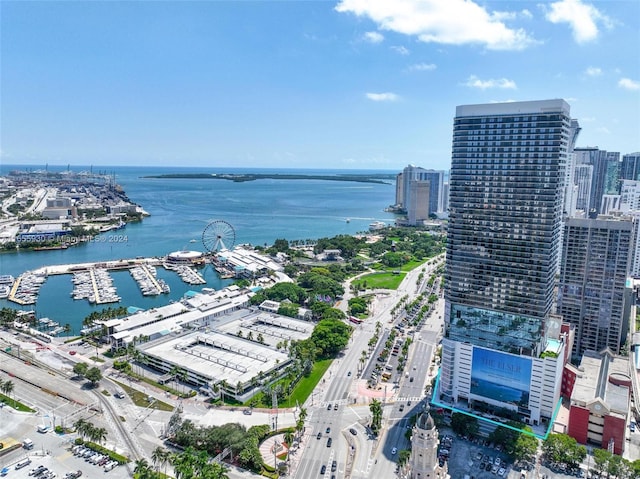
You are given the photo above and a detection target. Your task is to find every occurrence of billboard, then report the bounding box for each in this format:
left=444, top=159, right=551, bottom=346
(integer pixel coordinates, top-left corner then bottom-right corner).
left=470, top=347, right=531, bottom=408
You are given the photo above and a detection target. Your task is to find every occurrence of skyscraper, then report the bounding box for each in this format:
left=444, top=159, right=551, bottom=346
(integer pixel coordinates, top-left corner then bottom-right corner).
left=439, top=99, right=574, bottom=426
left=621, top=152, right=640, bottom=182
left=557, top=216, right=633, bottom=357
left=575, top=147, right=620, bottom=216
left=398, top=165, right=445, bottom=224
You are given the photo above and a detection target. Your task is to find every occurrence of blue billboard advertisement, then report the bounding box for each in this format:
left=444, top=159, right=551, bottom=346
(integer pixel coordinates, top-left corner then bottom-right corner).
left=470, top=347, right=532, bottom=408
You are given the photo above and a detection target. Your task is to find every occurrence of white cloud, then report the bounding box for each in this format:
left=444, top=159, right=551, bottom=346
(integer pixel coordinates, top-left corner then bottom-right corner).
left=391, top=45, right=410, bottom=55
left=463, top=75, right=517, bottom=90
left=365, top=92, right=400, bottom=101
left=580, top=116, right=596, bottom=122
left=335, top=0, right=536, bottom=51
left=521, top=9, right=533, bottom=19
left=585, top=66, right=602, bottom=76
left=492, top=9, right=533, bottom=21
left=596, top=126, right=611, bottom=134
left=544, top=0, right=612, bottom=43
left=407, top=62, right=437, bottom=72
left=363, top=31, right=384, bottom=43
left=618, top=78, right=640, bottom=91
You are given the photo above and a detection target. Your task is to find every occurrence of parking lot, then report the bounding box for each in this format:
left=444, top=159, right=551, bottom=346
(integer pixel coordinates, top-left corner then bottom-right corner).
left=1, top=447, right=128, bottom=479
left=437, top=428, right=596, bottom=479
left=438, top=430, right=520, bottom=479
left=0, top=429, right=131, bottom=479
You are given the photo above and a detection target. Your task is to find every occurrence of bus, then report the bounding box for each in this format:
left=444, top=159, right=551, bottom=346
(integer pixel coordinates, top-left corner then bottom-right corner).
left=349, top=316, right=363, bottom=324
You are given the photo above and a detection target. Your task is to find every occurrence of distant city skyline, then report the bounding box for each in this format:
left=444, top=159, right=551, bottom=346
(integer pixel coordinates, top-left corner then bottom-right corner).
left=2, top=0, right=639, bottom=170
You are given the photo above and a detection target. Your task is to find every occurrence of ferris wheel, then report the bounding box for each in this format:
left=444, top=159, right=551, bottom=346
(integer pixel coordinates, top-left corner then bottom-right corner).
left=202, top=220, right=236, bottom=253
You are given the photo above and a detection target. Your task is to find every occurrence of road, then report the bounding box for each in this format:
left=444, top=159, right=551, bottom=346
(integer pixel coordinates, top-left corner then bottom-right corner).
left=293, top=254, right=445, bottom=479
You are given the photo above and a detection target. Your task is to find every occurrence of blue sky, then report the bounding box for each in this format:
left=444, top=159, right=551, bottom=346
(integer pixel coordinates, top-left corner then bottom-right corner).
left=1, top=0, right=639, bottom=171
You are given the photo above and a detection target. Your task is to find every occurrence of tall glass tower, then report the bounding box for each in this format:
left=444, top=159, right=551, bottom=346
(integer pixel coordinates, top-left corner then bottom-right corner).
left=439, top=99, right=574, bottom=426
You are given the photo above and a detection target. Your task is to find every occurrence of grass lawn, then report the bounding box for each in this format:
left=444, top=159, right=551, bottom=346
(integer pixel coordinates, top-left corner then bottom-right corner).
left=276, top=358, right=332, bottom=408
left=111, top=379, right=174, bottom=411
left=352, top=272, right=405, bottom=290
left=0, top=393, right=36, bottom=412
left=400, top=259, right=428, bottom=271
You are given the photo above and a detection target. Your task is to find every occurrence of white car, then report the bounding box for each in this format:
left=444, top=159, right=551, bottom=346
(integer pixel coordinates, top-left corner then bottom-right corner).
left=391, top=447, right=397, bottom=455
left=498, top=467, right=506, bottom=477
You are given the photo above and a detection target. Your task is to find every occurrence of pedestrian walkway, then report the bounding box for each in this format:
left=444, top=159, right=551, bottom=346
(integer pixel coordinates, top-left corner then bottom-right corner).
left=259, top=433, right=288, bottom=470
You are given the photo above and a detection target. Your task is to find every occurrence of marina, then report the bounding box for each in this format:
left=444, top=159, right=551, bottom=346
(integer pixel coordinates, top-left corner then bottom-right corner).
left=130, top=264, right=170, bottom=295
left=7, top=255, right=206, bottom=307
left=71, top=268, right=121, bottom=304
left=7, top=271, right=47, bottom=305
left=163, top=263, right=207, bottom=285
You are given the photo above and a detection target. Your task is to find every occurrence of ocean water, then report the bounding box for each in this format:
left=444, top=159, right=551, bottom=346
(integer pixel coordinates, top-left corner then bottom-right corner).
left=0, top=165, right=397, bottom=331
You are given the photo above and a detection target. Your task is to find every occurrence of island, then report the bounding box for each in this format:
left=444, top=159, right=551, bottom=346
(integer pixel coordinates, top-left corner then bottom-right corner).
left=141, top=172, right=396, bottom=184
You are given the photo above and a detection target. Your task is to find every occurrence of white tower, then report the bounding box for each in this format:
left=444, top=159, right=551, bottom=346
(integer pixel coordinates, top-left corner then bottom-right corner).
left=410, top=412, right=449, bottom=479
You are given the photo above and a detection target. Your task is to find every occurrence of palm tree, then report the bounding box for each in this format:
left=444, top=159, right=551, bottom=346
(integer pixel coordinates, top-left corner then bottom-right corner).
left=283, top=430, right=294, bottom=459
left=134, top=458, right=151, bottom=477
left=2, top=380, right=14, bottom=404
left=151, top=446, right=165, bottom=472
left=219, top=379, right=228, bottom=404
left=179, top=369, right=188, bottom=396
left=295, top=418, right=304, bottom=440
left=153, top=446, right=172, bottom=476
left=73, top=418, right=90, bottom=439
left=139, top=354, right=148, bottom=378
left=369, top=398, right=383, bottom=435
left=92, top=426, right=107, bottom=445
left=298, top=406, right=308, bottom=423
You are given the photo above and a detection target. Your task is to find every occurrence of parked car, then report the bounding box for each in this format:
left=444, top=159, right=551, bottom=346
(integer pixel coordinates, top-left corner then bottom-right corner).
left=349, top=428, right=357, bottom=436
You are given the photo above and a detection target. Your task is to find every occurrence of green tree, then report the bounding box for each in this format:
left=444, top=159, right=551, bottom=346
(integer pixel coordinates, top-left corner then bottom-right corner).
left=542, top=433, right=586, bottom=468
left=73, top=418, right=91, bottom=440
left=309, top=319, right=352, bottom=357
left=320, top=307, right=346, bottom=321
left=370, top=399, right=383, bottom=435
left=85, top=366, right=103, bottom=387
left=134, top=458, right=153, bottom=479
left=1, top=379, right=14, bottom=403
left=450, top=412, right=479, bottom=438
left=277, top=302, right=299, bottom=318
left=512, top=427, right=539, bottom=463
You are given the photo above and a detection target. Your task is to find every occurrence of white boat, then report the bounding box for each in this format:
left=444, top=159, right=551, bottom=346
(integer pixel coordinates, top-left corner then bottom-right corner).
left=369, top=221, right=387, bottom=231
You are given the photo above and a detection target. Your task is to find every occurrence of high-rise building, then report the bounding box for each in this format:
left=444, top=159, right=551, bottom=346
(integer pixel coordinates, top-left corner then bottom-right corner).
left=398, top=165, right=445, bottom=224
left=408, top=180, right=431, bottom=225
left=575, top=148, right=620, bottom=216
left=621, top=152, right=640, bottom=181
left=439, top=99, right=573, bottom=426
left=573, top=164, right=593, bottom=214
left=557, top=216, right=634, bottom=356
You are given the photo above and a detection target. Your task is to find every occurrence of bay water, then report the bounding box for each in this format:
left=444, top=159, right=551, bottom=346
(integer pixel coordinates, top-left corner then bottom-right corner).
left=0, top=165, right=397, bottom=332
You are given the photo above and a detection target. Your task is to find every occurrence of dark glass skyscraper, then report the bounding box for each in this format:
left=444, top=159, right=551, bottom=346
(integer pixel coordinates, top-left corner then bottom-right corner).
left=439, top=100, right=574, bottom=425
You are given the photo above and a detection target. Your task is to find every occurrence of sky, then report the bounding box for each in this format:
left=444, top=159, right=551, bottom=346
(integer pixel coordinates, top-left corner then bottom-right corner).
left=1, top=0, right=639, bottom=171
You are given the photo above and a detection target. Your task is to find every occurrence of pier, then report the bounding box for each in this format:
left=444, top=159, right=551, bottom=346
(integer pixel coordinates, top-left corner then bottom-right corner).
left=7, top=255, right=204, bottom=306
left=7, top=271, right=46, bottom=305
left=130, top=265, right=170, bottom=296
